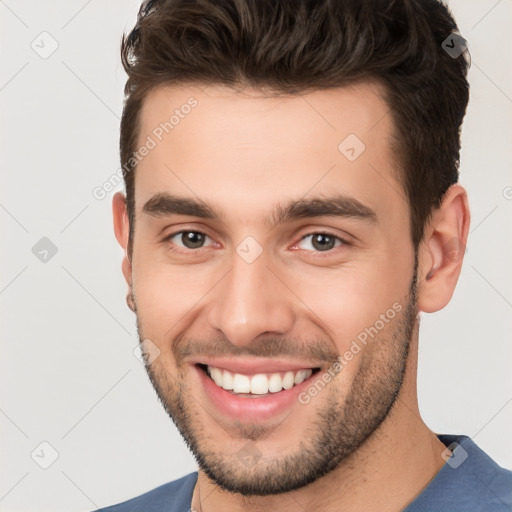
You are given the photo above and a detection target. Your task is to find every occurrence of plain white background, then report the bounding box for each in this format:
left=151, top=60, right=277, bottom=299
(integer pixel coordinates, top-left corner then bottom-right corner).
left=1, top=1, right=511, bottom=510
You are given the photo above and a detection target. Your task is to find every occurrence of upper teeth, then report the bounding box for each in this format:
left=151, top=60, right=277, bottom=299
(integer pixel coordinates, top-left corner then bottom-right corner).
left=207, top=365, right=313, bottom=394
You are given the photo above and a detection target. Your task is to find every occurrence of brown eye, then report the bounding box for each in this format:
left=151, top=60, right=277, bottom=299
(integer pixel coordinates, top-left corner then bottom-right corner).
left=180, top=231, right=206, bottom=249
left=297, top=232, right=347, bottom=252
left=164, top=230, right=213, bottom=250
left=311, top=233, right=337, bottom=251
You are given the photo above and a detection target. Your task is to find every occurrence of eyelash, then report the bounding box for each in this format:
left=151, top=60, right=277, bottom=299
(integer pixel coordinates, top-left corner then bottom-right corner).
left=161, top=229, right=350, bottom=257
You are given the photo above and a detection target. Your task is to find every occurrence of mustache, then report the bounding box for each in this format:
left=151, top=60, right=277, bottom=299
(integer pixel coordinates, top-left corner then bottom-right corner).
left=172, top=332, right=341, bottom=365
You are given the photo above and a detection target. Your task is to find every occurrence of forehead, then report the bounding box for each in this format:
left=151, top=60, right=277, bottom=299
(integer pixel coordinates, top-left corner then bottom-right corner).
left=134, top=81, right=405, bottom=228
left=138, top=81, right=393, bottom=152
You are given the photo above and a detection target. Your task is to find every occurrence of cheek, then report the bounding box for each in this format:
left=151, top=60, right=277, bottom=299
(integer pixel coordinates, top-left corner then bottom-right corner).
left=290, top=264, right=408, bottom=350
left=132, top=257, right=218, bottom=331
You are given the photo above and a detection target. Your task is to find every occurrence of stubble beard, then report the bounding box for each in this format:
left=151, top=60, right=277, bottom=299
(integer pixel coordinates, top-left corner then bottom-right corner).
left=133, top=264, right=418, bottom=496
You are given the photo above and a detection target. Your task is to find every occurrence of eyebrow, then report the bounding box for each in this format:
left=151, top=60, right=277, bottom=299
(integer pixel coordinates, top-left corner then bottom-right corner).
left=142, top=192, right=377, bottom=227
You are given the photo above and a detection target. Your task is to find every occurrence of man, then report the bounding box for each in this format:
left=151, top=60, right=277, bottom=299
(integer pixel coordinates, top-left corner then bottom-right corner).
left=95, top=0, right=512, bottom=510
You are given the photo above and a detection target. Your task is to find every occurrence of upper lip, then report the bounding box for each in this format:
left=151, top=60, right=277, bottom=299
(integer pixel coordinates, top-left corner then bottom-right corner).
left=190, top=357, right=323, bottom=375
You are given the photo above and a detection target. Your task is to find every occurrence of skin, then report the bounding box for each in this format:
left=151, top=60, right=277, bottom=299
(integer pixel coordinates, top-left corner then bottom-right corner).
left=113, top=81, right=470, bottom=511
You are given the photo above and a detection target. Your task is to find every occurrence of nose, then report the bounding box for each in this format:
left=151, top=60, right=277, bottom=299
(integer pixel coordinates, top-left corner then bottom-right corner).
left=206, top=250, right=295, bottom=347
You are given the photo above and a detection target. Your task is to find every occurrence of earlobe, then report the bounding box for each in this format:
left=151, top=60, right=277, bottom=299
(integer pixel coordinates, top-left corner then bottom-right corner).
left=417, top=184, right=470, bottom=313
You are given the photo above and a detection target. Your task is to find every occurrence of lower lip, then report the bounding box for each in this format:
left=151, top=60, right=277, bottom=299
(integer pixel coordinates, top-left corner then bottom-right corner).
left=193, top=364, right=319, bottom=422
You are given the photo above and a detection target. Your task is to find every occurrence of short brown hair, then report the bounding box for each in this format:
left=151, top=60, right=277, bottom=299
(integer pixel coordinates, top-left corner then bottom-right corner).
left=120, top=0, right=470, bottom=258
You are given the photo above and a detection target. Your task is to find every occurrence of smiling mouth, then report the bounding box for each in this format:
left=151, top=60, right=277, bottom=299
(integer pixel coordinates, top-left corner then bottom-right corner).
left=196, top=363, right=322, bottom=397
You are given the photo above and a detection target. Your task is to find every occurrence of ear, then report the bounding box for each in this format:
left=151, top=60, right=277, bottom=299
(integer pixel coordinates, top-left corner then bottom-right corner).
left=112, top=192, right=132, bottom=289
left=417, top=184, right=471, bottom=313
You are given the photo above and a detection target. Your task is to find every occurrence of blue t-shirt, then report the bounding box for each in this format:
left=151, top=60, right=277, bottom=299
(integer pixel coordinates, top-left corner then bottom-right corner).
left=93, top=434, right=512, bottom=511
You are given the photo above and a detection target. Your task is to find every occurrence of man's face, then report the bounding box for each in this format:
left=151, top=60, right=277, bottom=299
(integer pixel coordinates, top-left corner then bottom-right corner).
left=126, top=82, right=418, bottom=495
